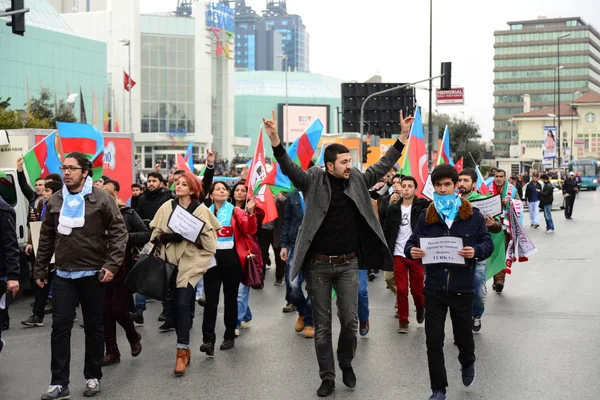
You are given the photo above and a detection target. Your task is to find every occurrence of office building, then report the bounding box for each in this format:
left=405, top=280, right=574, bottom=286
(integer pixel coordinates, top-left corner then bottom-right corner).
left=493, top=16, right=600, bottom=156
left=54, top=0, right=247, bottom=167
left=0, top=0, right=107, bottom=129
left=230, top=0, right=309, bottom=72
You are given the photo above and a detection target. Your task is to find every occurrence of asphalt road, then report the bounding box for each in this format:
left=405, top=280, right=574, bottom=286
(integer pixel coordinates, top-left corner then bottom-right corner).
left=1, top=191, right=599, bottom=400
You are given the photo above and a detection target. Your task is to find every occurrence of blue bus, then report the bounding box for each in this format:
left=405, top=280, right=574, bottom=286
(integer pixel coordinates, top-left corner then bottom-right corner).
left=568, top=159, right=599, bottom=190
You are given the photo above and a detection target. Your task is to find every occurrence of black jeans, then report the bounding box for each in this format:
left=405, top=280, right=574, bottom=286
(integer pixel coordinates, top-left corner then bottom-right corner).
left=564, top=193, right=576, bottom=218
left=201, top=249, right=243, bottom=344
left=0, top=280, right=6, bottom=341
left=424, top=289, right=475, bottom=394
left=304, top=258, right=359, bottom=381
left=33, top=268, right=55, bottom=319
left=51, top=275, right=105, bottom=386
left=258, top=229, right=285, bottom=282
left=170, top=282, right=196, bottom=346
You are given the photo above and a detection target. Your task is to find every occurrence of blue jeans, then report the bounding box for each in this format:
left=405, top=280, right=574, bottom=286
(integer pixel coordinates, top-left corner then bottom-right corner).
left=287, top=248, right=313, bottom=327
left=472, top=261, right=487, bottom=318
left=358, top=269, right=369, bottom=323
left=237, top=284, right=252, bottom=327
left=196, top=279, right=204, bottom=299
left=543, top=203, right=554, bottom=231
left=135, top=293, right=147, bottom=311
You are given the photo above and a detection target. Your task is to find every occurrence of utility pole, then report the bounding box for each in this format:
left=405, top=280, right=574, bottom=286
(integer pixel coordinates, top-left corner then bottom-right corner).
left=428, top=0, right=433, bottom=170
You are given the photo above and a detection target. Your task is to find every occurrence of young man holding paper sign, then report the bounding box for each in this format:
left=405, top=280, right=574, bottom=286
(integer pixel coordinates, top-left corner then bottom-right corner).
left=405, top=164, right=493, bottom=400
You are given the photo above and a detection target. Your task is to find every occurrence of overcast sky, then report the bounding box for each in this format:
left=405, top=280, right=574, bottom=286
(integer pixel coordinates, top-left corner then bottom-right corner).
left=140, top=0, right=600, bottom=141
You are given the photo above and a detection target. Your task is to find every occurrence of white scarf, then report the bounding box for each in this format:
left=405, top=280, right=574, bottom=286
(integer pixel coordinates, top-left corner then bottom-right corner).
left=58, top=176, right=93, bottom=235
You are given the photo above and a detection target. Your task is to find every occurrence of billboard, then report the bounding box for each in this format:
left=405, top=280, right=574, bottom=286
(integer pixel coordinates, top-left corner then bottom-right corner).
left=436, top=88, right=465, bottom=105
left=543, top=126, right=557, bottom=159
left=278, top=104, right=329, bottom=144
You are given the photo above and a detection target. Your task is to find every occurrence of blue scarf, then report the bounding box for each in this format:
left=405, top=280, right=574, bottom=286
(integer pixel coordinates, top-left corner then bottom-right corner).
left=210, top=201, right=235, bottom=249
left=433, top=193, right=462, bottom=229
left=58, top=176, right=93, bottom=235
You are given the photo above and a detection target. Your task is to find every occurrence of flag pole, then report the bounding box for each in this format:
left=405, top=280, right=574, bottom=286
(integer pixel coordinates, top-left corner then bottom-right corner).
left=468, top=151, right=477, bottom=167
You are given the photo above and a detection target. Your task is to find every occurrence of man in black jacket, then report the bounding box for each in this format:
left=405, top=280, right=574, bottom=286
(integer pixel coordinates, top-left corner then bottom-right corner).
left=405, top=164, right=493, bottom=400
left=524, top=173, right=542, bottom=228
left=539, top=174, right=555, bottom=233
left=0, top=196, right=20, bottom=354
left=562, top=171, right=579, bottom=219
left=280, top=189, right=314, bottom=338
left=383, top=175, right=429, bottom=334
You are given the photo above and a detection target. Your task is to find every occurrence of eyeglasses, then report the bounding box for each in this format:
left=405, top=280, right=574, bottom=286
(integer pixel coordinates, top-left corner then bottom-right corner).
left=59, top=166, right=83, bottom=172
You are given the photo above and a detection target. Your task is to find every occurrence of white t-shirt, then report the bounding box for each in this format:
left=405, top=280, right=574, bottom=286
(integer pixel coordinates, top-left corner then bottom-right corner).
left=393, top=204, right=412, bottom=257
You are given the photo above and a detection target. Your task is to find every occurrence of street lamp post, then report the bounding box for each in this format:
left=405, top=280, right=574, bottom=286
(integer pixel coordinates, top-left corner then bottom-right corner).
left=428, top=0, right=434, bottom=170
left=278, top=54, right=289, bottom=149
left=507, top=118, right=515, bottom=146
left=556, top=32, right=570, bottom=175
left=570, top=91, right=581, bottom=162
left=120, top=39, right=132, bottom=134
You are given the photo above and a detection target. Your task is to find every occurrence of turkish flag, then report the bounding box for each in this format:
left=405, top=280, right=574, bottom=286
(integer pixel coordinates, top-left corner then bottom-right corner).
left=124, top=71, right=136, bottom=92
left=454, top=157, right=464, bottom=173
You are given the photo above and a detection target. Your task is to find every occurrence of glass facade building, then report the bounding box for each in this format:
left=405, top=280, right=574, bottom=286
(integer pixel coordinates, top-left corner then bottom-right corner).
left=493, top=17, right=600, bottom=156
left=0, top=0, right=107, bottom=130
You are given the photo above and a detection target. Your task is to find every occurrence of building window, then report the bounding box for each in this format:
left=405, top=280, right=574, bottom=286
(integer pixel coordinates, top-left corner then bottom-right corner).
left=510, top=24, right=523, bottom=30
left=535, top=24, right=544, bottom=29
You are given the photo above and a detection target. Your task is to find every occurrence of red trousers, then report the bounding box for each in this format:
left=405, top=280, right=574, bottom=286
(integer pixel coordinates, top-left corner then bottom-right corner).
left=393, top=256, right=425, bottom=324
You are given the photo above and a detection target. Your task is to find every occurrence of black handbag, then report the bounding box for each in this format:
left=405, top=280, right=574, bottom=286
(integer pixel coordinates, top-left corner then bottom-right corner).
left=125, top=245, right=176, bottom=301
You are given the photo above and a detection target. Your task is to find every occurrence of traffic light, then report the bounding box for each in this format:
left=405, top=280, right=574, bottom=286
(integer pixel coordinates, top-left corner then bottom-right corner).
left=6, top=0, right=26, bottom=36
left=362, top=141, right=371, bottom=164
left=441, top=62, right=452, bottom=90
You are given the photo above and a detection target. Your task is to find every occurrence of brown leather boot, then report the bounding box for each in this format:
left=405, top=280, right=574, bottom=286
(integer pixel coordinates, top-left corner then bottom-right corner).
left=174, top=348, right=191, bottom=377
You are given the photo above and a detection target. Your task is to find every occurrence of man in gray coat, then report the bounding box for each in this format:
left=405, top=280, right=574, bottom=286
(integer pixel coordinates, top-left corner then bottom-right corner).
left=263, top=110, right=413, bottom=397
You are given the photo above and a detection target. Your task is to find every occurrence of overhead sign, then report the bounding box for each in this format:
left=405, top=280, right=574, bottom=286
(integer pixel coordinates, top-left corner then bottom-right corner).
left=436, top=88, right=464, bottom=105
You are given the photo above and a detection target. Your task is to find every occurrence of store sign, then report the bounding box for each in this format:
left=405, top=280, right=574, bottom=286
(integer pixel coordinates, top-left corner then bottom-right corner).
left=205, top=2, right=234, bottom=32
left=574, top=139, right=586, bottom=146
left=168, top=128, right=186, bottom=137
left=436, top=88, right=465, bottom=105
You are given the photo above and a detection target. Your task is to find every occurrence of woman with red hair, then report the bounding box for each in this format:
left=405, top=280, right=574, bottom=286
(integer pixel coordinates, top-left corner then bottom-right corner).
left=149, top=172, right=222, bottom=377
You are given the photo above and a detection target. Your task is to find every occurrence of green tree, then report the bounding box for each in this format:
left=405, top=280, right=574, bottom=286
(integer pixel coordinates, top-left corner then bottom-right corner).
left=28, top=87, right=54, bottom=121
left=54, top=100, right=77, bottom=124
left=0, top=97, right=11, bottom=109
left=0, top=109, right=22, bottom=129
left=429, top=113, right=485, bottom=168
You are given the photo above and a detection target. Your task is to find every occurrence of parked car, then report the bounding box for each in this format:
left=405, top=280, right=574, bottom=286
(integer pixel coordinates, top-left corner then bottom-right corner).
left=522, top=180, right=564, bottom=211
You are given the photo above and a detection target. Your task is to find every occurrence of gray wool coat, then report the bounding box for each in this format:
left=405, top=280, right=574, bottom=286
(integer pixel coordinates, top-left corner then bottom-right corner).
left=275, top=142, right=405, bottom=281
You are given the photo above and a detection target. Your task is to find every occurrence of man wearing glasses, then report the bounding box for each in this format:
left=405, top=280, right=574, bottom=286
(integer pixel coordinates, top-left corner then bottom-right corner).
left=35, top=152, right=127, bottom=399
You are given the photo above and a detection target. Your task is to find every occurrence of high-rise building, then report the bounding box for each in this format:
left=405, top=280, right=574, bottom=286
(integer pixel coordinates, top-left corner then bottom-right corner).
left=228, top=0, right=309, bottom=72
left=493, top=17, right=600, bottom=156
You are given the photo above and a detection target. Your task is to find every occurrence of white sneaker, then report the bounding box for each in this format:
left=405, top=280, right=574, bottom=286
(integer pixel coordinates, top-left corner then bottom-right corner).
left=234, top=328, right=240, bottom=337
left=84, top=378, right=100, bottom=397
left=546, top=229, right=555, bottom=234
left=240, top=321, right=250, bottom=329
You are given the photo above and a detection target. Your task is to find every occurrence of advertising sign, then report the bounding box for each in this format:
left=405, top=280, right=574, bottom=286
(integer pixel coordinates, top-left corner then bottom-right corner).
left=574, top=139, right=585, bottom=146
left=436, top=88, right=465, bottom=105
left=279, top=104, right=329, bottom=144
left=205, top=2, right=234, bottom=32
left=562, top=147, right=570, bottom=166
left=543, top=126, right=557, bottom=159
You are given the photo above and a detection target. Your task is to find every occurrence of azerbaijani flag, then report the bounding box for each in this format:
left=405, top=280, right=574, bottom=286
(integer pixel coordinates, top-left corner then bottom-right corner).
left=262, top=118, right=324, bottom=194
left=57, top=122, right=105, bottom=181
left=176, top=153, right=192, bottom=173
left=183, top=141, right=194, bottom=172
left=23, top=131, right=62, bottom=184
left=316, top=141, right=326, bottom=167
left=475, top=166, right=490, bottom=195
left=437, top=125, right=454, bottom=166
left=400, top=106, right=428, bottom=197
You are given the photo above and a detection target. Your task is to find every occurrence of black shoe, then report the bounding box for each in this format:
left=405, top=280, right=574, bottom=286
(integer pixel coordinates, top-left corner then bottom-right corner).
left=317, top=380, right=335, bottom=397
left=368, top=272, right=376, bottom=281
left=196, top=297, right=206, bottom=307
left=341, top=366, right=356, bottom=388
left=219, top=339, right=235, bottom=351
left=416, top=308, right=425, bottom=324
left=129, top=309, right=144, bottom=325
left=158, top=312, right=166, bottom=322
left=282, top=303, right=296, bottom=313
left=472, top=317, right=482, bottom=333
left=461, top=362, right=476, bottom=387
left=159, top=321, right=175, bottom=332
left=199, top=342, right=215, bottom=357
left=1, top=320, right=9, bottom=331
left=493, top=281, right=504, bottom=293
left=21, top=315, right=44, bottom=327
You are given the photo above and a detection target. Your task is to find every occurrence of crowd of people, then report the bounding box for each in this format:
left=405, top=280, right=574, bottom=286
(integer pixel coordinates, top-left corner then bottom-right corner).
left=0, top=110, right=582, bottom=400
